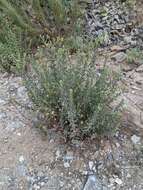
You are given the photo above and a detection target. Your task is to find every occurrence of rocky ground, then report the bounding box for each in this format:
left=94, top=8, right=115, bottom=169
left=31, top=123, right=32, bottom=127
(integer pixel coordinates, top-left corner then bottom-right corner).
left=86, top=0, right=143, bottom=48
left=0, top=0, right=143, bottom=190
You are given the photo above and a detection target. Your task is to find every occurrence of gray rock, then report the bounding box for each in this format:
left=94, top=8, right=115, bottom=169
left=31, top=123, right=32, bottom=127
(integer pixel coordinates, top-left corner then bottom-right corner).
left=0, top=98, right=7, bottom=105
left=112, top=52, right=127, bottom=63
left=17, top=86, right=30, bottom=104
left=83, top=175, right=103, bottom=190
left=6, top=121, right=25, bottom=132
left=55, top=149, right=61, bottom=160
left=86, top=0, right=141, bottom=47
left=131, top=135, right=141, bottom=144
left=44, top=177, right=60, bottom=190
left=64, top=151, right=74, bottom=162
left=17, top=86, right=27, bottom=98
left=0, top=112, right=7, bottom=119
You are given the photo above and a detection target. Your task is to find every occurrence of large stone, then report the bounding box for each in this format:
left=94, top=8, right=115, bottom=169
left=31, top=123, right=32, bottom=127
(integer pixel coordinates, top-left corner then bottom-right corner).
left=131, top=135, right=141, bottom=144
left=112, top=52, right=127, bottom=63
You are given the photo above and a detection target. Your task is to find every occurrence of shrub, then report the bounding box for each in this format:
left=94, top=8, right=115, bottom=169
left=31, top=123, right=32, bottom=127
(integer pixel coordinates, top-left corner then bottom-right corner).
left=0, top=0, right=82, bottom=45
left=25, top=41, right=121, bottom=140
left=123, top=0, right=136, bottom=8
left=0, top=15, right=25, bottom=73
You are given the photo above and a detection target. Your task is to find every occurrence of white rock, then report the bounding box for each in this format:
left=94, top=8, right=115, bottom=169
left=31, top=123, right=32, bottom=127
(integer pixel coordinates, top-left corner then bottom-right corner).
left=17, top=86, right=27, bottom=98
left=116, top=142, right=120, bottom=148
left=49, top=139, right=54, bottom=143
left=131, top=135, right=140, bottom=144
left=64, top=162, right=70, bottom=168
left=0, top=98, right=6, bottom=105
left=115, top=178, right=123, bottom=185
left=89, top=161, right=94, bottom=170
left=33, top=184, right=40, bottom=190
left=127, top=173, right=131, bottom=178
left=60, top=181, right=64, bottom=187
left=19, top=155, right=25, bottom=163
left=93, top=166, right=97, bottom=172
left=55, top=150, right=60, bottom=160
left=40, top=182, right=45, bottom=187
left=82, top=171, right=88, bottom=175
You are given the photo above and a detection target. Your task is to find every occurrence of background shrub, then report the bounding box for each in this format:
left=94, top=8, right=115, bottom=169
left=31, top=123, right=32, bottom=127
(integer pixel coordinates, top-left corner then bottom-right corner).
left=26, top=41, right=121, bottom=140
left=0, top=15, right=25, bottom=73
left=0, top=0, right=82, bottom=46
left=0, top=0, right=85, bottom=72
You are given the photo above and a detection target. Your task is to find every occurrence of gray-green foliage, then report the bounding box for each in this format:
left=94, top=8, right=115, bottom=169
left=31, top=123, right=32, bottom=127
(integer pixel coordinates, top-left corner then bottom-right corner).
left=0, top=0, right=82, bottom=42
left=124, top=0, right=136, bottom=8
left=0, top=16, right=24, bottom=72
left=0, top=0, right=83, bottom=72
left=127, top=48, right=143, bottom=64
left=26, top=41, right=121, bottom=140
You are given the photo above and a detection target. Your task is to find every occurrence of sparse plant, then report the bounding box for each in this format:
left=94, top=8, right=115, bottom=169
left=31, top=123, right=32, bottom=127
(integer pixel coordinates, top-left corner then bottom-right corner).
left=25, top=41, right=121, bottom=140
left=124, top=0, right=136, bottom=8
left=127, top=48, right=143, bottom=64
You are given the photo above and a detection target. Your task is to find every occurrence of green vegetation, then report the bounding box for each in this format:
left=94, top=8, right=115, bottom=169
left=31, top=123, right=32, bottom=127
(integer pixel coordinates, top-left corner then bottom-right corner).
left=0, top=15, right=25, bottom=72
left=0, top=0, right=122, bottom=140
left=124, top=0, right=136, bottom=8
left=127, top=48, right=143, bottom=64
left=26, top=41, right=121, bottom=140
left=0, top=0, right=82, bottom=44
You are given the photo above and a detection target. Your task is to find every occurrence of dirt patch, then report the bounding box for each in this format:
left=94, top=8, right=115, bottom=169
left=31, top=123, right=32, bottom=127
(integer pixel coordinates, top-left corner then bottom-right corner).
left=0, top=71, right=143, bottom=189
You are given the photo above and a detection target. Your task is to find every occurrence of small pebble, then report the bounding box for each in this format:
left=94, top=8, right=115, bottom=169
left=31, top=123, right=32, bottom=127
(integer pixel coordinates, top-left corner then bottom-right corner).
left=33, top=184, right=40, bottom=190
left=64, top=162, right=70, bottom=168
left=40, top=182, right=45, bottom=187
left=89, top=161, right=94, bottom=170
left=55, top=150, right=60, bottom=160
left=115, top=178, right=123, bottom=185
left=19, top=155, right=25, bottom=163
